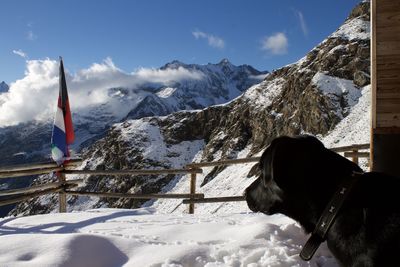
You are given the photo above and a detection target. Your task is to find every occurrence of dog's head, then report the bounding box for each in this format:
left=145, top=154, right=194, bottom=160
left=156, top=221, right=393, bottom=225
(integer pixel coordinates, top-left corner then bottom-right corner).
left=245, top=135, right=361, bottom=231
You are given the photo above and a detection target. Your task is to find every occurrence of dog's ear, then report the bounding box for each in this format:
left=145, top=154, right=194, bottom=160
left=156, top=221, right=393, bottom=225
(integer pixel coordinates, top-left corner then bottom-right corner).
left=258, top=142, right=276, bottom=187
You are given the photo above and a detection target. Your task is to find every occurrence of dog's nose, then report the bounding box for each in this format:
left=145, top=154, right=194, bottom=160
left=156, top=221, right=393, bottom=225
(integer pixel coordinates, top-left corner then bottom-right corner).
left=244, top=188, right=259, bottom=212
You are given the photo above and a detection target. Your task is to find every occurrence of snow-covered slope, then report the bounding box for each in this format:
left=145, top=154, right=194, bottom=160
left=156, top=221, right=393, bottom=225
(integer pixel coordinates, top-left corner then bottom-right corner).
left=0, top=207, right=337, bottom=267
left=153, top=84, right=370, bottom=215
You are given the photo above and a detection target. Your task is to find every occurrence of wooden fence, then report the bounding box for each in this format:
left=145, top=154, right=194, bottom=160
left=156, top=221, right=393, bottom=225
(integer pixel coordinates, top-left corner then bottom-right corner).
left=0, top=143, right=370, bottom=215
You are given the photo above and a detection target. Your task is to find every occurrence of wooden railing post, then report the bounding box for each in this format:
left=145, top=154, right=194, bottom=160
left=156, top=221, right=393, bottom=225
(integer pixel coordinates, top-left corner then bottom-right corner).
left=58, top=172, right=67, bottom=213
left=352, top=148, right=359, bottom=165
left=189, top=170, right=197, bottom=214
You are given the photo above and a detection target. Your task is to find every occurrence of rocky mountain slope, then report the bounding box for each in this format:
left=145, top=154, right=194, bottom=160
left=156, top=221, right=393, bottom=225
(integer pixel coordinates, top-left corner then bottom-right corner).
left=11, top=1, right=370, bottom=215
left=0, top=60, right=266, bottom=167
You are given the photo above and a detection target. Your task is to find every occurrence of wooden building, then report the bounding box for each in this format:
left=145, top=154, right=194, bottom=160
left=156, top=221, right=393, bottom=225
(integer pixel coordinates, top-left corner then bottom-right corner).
left=371, top=0, right=400, bottom=176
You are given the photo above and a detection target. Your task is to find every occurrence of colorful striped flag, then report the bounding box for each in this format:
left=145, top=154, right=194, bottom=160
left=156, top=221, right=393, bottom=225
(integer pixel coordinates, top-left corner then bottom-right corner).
left=51, top=57, right=75, bottom=165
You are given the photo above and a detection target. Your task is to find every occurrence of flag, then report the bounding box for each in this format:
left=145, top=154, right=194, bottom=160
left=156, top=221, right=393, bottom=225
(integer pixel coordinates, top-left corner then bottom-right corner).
left=51, top=57, right=75, bottom=165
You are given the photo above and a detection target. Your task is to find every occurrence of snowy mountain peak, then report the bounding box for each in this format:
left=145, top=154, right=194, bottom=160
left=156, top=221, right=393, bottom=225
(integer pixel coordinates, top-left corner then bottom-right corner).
left=0, top=81, right=9, bottom=93
left=217, top=58, right=232, bottom=66
left=160, top=60, right=187, bottom=70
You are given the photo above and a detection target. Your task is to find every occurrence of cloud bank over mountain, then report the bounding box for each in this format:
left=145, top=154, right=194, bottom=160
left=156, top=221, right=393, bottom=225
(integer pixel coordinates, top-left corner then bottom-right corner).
left=0, top=58, right=204, bottom=126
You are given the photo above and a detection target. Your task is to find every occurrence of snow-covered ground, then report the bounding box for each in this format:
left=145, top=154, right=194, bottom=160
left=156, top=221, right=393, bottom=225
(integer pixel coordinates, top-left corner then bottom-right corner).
left=0, top=208, right=337, bottom=267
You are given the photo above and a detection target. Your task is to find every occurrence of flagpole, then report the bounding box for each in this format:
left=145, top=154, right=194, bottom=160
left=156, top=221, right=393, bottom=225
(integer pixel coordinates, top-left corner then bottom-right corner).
left=50, top=56, right=75, bottom=212
left=51, top=56, right=75, bottom=166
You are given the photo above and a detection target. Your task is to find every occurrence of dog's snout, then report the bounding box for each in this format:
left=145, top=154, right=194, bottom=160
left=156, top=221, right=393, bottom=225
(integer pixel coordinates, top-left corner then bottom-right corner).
left=244, top=180, right=261, bottom=212
left=245, top=195, right=259, bottom=212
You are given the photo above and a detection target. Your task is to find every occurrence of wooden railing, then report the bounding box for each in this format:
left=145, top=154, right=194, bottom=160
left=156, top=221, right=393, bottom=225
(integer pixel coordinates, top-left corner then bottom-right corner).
left=0, top=143, right=370, bottom=215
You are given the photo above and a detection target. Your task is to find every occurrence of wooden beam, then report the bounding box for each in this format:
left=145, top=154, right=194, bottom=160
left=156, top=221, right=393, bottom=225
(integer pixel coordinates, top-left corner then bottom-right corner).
left=0, top=179, right=83, bottom=196
left=0, top=167, right=64, bottom=179
left=187, top=157, right=260, bottom=168
left=188, top=172, right=197, bottom=214
left=65, top=191, right=205, bottom=199
left=0, top=187, right=63, bottom=207
left=63, top=168, right=202, bottom=176
left=0, top=158, right=82, bottom=172
left=183, top=196, right=245, bottom=204
left=373, top=127, right=400, bottom=134
left=343, top=152, right=370, bottom=158
left=58, top=172, right=67, bottom=213
left=371, top=0, right=377, bottom=132
left=330, top=144, right=370, bottom=153
left=186, top=144, right=370, bottom=169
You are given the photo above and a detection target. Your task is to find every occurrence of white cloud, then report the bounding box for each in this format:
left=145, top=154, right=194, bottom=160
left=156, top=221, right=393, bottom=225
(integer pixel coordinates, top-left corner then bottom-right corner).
left=0, top=57, right=204, bottom=126
left=192, top=30, right=225, bottom=49
left=27, top=30, right=37, bottom=41
left=295, top=10, right=308, bottom=36
left=13, top=49, right=28, bottom=58
left=261, top=32, right=288, bottom=55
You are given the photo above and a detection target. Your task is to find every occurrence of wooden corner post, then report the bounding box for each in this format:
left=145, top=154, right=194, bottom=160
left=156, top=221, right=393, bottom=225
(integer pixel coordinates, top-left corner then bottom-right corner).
left=352, top=148, right=359, bottom=165
left=189, top=170, right=197, bottom=214
left=58, top=171, right=67, bottom=213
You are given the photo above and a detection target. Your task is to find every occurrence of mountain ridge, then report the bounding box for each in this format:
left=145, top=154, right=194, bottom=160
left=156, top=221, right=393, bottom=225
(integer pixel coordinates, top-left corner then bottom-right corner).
left=0, top=60, right=266, bottom=165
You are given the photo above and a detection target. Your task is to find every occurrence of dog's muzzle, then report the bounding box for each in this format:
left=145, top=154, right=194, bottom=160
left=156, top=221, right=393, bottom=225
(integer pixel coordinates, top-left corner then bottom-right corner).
left=244, top=178, right=262, bottom=212
left=244, top=176, right=284, bottom=215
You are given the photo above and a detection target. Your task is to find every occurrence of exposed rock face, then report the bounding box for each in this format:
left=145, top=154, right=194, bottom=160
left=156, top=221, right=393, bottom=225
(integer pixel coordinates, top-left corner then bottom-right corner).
left=11, top=2, right=370, bottom=215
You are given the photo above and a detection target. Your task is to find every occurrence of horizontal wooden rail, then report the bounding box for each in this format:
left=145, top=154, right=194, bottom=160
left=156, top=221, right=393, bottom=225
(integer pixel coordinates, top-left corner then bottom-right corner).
left=187, top=143, right=371, bottom=169
left=0, top=167, right=64, bottom=179
left=0, top=179, right=83, bottom=197
left=343, top=151, right=370, bottom=158
left=63, top=168, right=202, bottom=176
left=0, top=187, right=63, bottom=207
left=182, top=196, right=245, bottom=204
left=0, top=158, right=82, bottom=172
left=0, top=182, right=79, bottom=207
left=330, top=144, right=370, bottom=153
left=187, top=157, right=260, bottom=168
left=65, top=191, right=205, bottom=199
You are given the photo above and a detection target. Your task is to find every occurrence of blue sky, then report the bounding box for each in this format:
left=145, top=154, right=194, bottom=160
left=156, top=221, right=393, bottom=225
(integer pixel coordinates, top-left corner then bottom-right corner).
left=1, top=0, right=361, bottom=83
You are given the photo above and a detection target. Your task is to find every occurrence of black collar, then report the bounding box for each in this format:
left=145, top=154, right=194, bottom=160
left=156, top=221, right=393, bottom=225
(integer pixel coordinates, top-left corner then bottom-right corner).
left=300, top=171, right=363, bottom=261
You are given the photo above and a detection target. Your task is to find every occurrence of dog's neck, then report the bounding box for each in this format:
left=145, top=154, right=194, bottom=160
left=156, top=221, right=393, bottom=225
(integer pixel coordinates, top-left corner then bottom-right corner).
left=288, top=172, right=360, bottom=233
left=303, top=173, right=362, bottom=261
left=276, top=198, right=322, bottom=234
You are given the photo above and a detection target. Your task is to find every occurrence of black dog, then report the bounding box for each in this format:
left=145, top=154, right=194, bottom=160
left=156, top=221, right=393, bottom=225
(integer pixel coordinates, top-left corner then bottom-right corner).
left=245, top=135, right=400, bottom=267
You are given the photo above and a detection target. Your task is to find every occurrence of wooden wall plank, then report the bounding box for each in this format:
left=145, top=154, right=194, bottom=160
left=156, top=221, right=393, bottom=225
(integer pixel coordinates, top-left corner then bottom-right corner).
left=376, top=27, right=400, bottom=40
left=376, top=12, right=400, bottom=28
left=376, top=2, right=400, bottom=13
left=377, top=100, right=400, bottom=113
left=377, top=113, right=400, bottom=128
left=376, top=42, right=400, bottom=55
left=375, top=0, right=400, bottom=131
